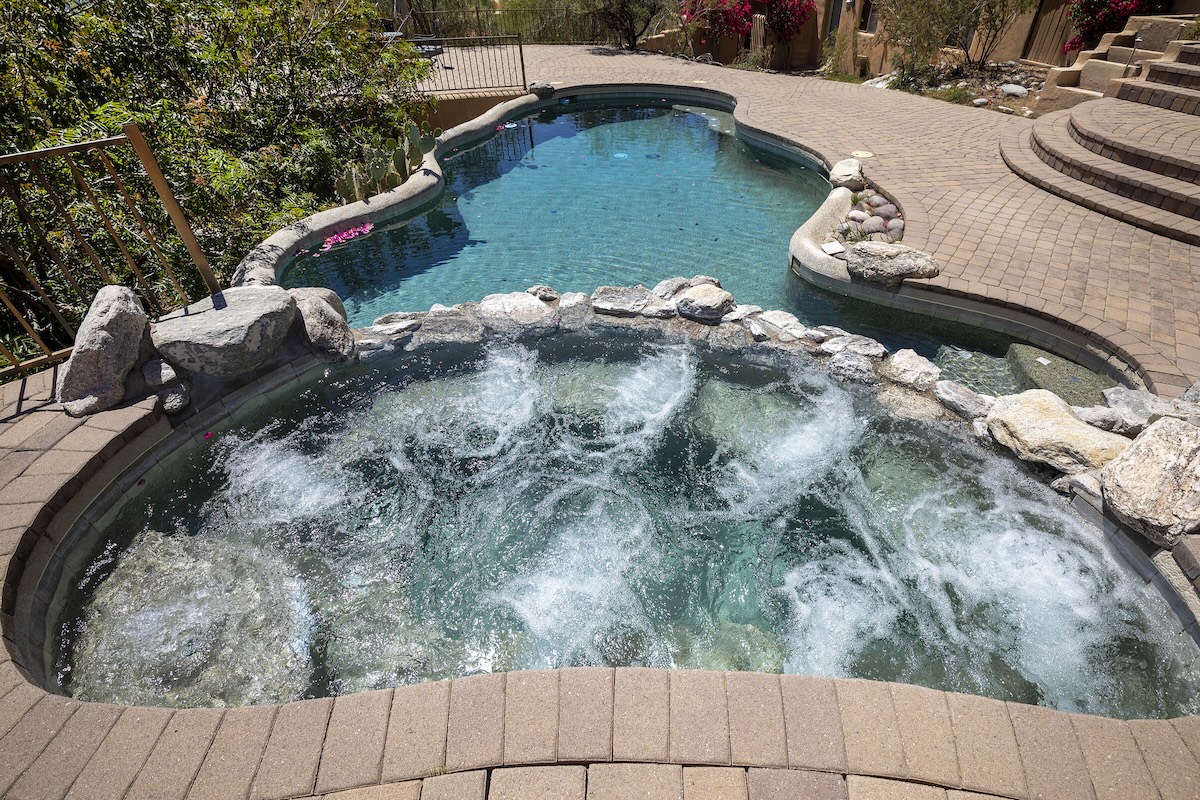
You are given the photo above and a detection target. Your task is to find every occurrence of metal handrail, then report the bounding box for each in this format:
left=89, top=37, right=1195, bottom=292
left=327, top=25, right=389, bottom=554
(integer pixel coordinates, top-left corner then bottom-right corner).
left=0, top=123, right=220, bottom=381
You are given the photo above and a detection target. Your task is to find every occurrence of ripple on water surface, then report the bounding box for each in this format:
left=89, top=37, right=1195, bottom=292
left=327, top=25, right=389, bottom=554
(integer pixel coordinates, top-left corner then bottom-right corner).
left=52, top=337, right=1200, bottom=717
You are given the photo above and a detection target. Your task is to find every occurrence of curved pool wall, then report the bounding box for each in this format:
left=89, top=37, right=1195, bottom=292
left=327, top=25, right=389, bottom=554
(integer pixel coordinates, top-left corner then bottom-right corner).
left=231, top=83, right=1145, bottom=393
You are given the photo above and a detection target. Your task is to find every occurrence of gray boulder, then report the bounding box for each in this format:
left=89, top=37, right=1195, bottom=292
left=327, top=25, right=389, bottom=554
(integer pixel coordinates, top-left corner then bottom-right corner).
left=986, top=389, right=1130, bottom=474
left=722, top=304, right=762, bottom=322
left=651, top=277, right=689, bottom=299
left=557, top=292, right=592, bottom=330
left=526, top=284, right=560, bottom=302
left=478, top=291, right=559, bottom=335
left=1101, top=386, right=1200, bottom=435
left=828, top=158, right=866, bottom=192
left=407, top=303, right=485, bottom=348
left=1100, top=418, right=1200, bottom=547
left=756, top=310, right=809, bottom=342
left=1183, top=381, right=1200, bottom=403
left=151, top=286, right=295, bottom=381
left=57, top=286, right=149, bottom=417
left=878, top=385, right=946, bottom=421
left=676, top=284, right=735, bottom=325
left=1000, top=83, right=1029, bottom=97
left=827, top=352, right=879, bottom=384
left=294, top=295, right=356, bottom=363
left=845, top=242, right=941, bottom=288
left=817, top=334, right=888, bottom=360
left=881, top=349, right=941, bottom=391
left=288, top=287, right=347, bottom=321
left=933, top=380, right=995, bottom=420
left=591, top=285, right=674, bottom=319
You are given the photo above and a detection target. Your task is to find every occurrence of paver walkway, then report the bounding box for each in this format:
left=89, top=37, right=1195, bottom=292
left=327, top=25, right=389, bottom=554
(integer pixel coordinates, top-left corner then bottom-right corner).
left=519, top=46, right=1200, bottom=396
left=2, top=46, right=1200, bottom=800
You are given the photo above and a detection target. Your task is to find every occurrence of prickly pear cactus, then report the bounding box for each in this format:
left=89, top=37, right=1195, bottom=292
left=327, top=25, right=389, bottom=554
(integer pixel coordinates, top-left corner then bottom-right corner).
left=333, top=126, right=444, bottom=204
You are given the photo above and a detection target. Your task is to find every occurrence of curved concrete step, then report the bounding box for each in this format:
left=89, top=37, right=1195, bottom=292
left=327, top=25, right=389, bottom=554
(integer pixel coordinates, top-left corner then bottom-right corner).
left=1030, top=111, right=1200, bottom=218
left=1000, top=126, right=1200, bottom=246
left=1147, top=60, right=1200, bottom=91
left=1068, top=98, right=1200, bottom=184
left=1115, top=79, right=1200, bottom=115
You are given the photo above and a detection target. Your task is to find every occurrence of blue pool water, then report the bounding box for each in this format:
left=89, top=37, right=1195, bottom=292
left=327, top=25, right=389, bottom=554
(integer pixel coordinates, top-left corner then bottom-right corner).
left=284, top=102, right=1021, bottom=392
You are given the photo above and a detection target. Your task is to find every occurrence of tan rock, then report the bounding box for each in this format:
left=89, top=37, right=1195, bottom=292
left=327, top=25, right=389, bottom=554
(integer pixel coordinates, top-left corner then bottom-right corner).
left=986, top=389, right=1129, bottom=474
left=1099, top=417, right=1200, bottom=547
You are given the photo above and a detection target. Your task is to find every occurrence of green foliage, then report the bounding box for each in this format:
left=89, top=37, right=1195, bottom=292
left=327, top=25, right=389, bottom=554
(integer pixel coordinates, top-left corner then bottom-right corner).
left=335, top=124, right=442, bottom=203
left=1187, top=18, right=1200, bottom=40
left=1, top=0, right=434, bottom=286
left=926, top=85, right=977, bottom=104
left=586, top=0, right=670, bottom=48
left=729, top=45, right=774, bottom=70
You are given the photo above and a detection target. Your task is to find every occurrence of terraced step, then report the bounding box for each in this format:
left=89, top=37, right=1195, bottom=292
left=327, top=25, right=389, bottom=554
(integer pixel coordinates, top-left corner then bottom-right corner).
left=1069, top=98, right=1200, bottom=183
left=1147, top=60, right=1200, bottom=90
left=1116, top=78, right=1200, bottom=114
left=1031, top=111, right=1200, bottom=218
left=1179, top=44, right=1200, bottom=66
left=1000, top=126, right=1200, bottom=246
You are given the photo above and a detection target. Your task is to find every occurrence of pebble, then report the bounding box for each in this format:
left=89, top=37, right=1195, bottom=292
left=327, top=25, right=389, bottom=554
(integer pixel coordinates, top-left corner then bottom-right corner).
left=867, top=195, right=889, bottom=208
left=973, top=98, right=989, bottom=107
left=997, top=106, right=1015, bottom=114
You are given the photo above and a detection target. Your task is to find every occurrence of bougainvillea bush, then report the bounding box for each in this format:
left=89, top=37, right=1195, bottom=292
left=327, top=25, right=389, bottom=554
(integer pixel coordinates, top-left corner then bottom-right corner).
left=1063, top=0, right=1168, bottom=52
left=765, top=0, right=817, bottom=42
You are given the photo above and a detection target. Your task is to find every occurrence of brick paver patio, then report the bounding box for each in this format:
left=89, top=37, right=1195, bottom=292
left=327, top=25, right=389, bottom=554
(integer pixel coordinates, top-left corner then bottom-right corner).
left=1, top=46, right=1200, bottom=800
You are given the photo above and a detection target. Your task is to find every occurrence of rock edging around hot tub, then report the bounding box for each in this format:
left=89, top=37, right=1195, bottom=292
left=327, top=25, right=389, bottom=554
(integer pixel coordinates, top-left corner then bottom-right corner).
left=351, top=277, right=1200, bottom=644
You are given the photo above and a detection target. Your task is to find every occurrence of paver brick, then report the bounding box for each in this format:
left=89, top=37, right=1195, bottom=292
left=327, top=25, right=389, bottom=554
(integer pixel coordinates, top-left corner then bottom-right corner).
left=946, top=692, right=1027, bottom=799
left=558, top=667, right=613, bottom=763
left=747, top=768, right=846, bottom=800
left=7, top=700, right=120, bottom=800
left=489, top=765, right=587, bottom=800
left=0, top=695, right=79, bottom=796
left=683, top=766, right=747, bottom=800
left=504, top=669, right=559, bottom=765
left=1127, top=719, right=1200, bottom=800
left=836, top=679, right=908, bottom=780
left=888, top=682, right=959, bottom=788
left=670, top=670, right=730, bottom=766
left=125, top=706, right=223, bottom=800
left=1007, top=702, right=1094, bottom=800
left=614, top=667, right=670, bottom=762
left=1071, top=713, right=1159, bottom=800
left=323, top=781, right=421, bottom=800
left=846, top=776, right=945, bottom=800
left=188, top=704, right=276, bottom=800
left=725, top=673, right=786, bottom=768
left=447, top=672, right=506, bottom=772
left=1172, top=715, right=1200, bottom=763
left=587, top=763, right=682, bottom=800
left=316, top=689, right=393, bottom=794
left=420, top=769, right=487, bottom=800
left=781, top=675, right=847, bottom=773
left=251, top=697, right=333, bottom=800
left=65, top=706, right=173, bottom=800
left=384, top=679, right=450, bottom=782
left=0, top=682, right=48, bottom=740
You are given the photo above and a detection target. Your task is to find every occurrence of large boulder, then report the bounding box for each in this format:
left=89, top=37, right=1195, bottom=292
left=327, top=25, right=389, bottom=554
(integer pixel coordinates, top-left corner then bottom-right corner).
left=287, top=287, right=347, bottom=321
left=880, top=349, right=941, bottom=391
left=675, top=284, right=735, bottom=325
left=986, top=389, right=1130, bottom=474
left=827, top=351, right=879, bottom=384
left=817, top=334, right=888, bottom=360
left=407, top=303, right=485, bottom=348
left=828, top=158, right=866, bottom=191
left=1101, top=386, right=1200, bottom=435
left=1100, top=418, right=1200, bottom=548
left=57, top=286, right=149, bottom=417
left=478, top=291, right=559, bottom=335
left=845, top=242, right=941, bottom=288
left=591, top=285, right=674, bottom=319
left=293, top=295, right=356, bottom=363
left=151, top=286, right=296, bottom=381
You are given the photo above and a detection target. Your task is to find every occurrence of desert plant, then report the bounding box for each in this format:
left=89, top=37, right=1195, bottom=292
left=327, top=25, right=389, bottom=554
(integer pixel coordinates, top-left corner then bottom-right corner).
left=1062, top=0, right=1168, bottom=52
left=957, top=0, right=1038, bottom=68
left=334, top=125, right=442, bottom=203
left=729, top=44, right=774, bottom=69
left=588, top=0, right=670, bottom=48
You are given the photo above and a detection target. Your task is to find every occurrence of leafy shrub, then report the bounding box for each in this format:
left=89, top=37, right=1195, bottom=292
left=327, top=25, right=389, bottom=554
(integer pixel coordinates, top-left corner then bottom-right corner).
left=1063, top=0, right=1168, bottom=52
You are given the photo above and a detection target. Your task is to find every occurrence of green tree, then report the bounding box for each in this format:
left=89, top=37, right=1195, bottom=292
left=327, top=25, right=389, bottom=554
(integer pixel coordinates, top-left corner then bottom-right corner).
left=587, top=0, right=669, bottom=48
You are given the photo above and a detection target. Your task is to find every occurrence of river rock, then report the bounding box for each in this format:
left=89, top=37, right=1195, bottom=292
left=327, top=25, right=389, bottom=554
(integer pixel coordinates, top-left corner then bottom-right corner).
left=847, top=210, right=870, bottom=223
left=151, top=286, right=295, bottom=381
left=818, top=334, right=888, bottom=360
left=933, top=380, right=994, bottom=420
left=1100, top=417, right=1200, bottom=547
left=845, top=242, right=941, bottom=288
left=881, top=349, right=941, bottom=391
left=1000, top=83, right=1029, bottom=97
left=828, top=158, right=866, bottom=191
left=986, top=389, right=1130, bottom=474
left=867, top=195, right=889, bottom=207
left=862, top=216, right=888, bottom=234
left=886, top=219, right=905, bottom=235
left=676, top=284, right=735, bottom=324
left=526, top=284, right=559, bottom=302
left=57, top=286, right=148, bottom=416
left=294, top=295, right=356, bottom=362
left=827, top=351, right=879, bottom=384
left=874, top=204, right=898, bottom=220
left=478, top=291, right=559, bottom=335
left=591, top=285, right=675, bottom=319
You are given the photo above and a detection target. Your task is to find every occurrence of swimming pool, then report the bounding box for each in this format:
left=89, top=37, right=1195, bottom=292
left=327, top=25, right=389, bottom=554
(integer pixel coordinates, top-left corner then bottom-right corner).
left=282, top=102, right=1024, bottom=393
